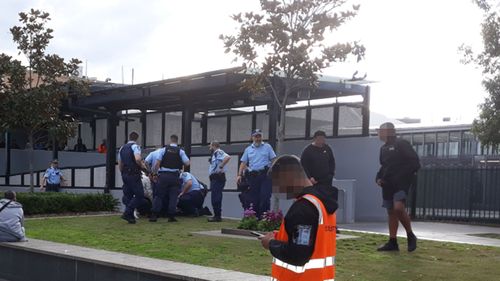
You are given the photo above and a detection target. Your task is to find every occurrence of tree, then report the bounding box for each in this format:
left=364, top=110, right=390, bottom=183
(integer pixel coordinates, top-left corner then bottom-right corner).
left=461, top=0, right=500, bottom=148
left=221, top=0, right=365, bottom=209
left=0, top=9, right=85, bottom=191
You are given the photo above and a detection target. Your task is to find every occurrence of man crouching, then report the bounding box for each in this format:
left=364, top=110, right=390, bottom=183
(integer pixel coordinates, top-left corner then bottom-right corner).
left=259, top=155, right=338, bottom=281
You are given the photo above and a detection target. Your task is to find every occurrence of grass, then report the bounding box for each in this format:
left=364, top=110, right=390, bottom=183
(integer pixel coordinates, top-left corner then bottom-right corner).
left=25, top=215, right=500, bottom=280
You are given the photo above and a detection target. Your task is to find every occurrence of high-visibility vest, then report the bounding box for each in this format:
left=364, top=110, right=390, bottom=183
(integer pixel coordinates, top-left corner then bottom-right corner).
left=271, top=194, right=336, bottom=281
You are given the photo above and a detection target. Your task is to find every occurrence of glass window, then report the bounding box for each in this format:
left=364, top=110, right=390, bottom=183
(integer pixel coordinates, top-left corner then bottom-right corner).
left=165, top=112, right=182, bottom=144
left=146, top=113, right=162, bottom=147
left=95, top=119, right=107, bottom=150
left=207, top=116, right=227, bottom=143
left=338, top=106, right=362, bottom=136
left=449, top=131, right=460, bottom=156
left=436, top=132, right=449, bottom=157
left=127, top=116, right=142, bottom=145
left=424, top=133, right=436, bottom=156
left=400, top=134, right=412, bottom=144
left=412, top=134, right=424, bottom=156
left=461, top=131, right=476, bottom=155
left=231, top=114, right=252, bottom=142
left=310, top=107, right=333, bottom=137
left=116, top=120, right=126, bottom=146
left=80, top=122, right=93, bottom=149
left=191, top=113, right=203, bottom=145
left=285, top=109, right=306, bottom=138
left=256, top=112, right=269, bottom=140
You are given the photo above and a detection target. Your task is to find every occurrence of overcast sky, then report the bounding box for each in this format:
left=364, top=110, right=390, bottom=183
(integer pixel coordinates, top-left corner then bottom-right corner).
left=0, top=0, right=487, bottom=123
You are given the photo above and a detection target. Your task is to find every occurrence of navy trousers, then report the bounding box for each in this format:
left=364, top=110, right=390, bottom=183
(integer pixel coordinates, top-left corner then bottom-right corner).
left=247, top=173, right=272, bottom=218
left=178, top=190, right=204, bottom=216
left=121, top=173, right=145, bottom=218
left=210, top=178, right=226, bottom=217
left=152, top=172, right=180, bottom=217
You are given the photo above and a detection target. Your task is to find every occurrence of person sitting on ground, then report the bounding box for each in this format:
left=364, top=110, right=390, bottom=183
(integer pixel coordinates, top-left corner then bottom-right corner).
left=98, top=139, right=107, bottom=154
left=73, top=138, right=87, bottom=152
left=0, top=191, right=26, bottom=242
left=177, top=172, right=206, bottom=217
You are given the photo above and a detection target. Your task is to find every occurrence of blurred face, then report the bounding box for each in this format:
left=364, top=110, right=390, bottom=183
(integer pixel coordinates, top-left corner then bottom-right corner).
left=378, top=128, right=395, bottom=142
left=209, top=143, right=218, bottom=152
left=252, top=134, right=263, bottom=144
left=313, top=135, right=326, bottom=146
left=52, top=162, right=58, bottom=168
left=272, top=166, right=306, bottom=199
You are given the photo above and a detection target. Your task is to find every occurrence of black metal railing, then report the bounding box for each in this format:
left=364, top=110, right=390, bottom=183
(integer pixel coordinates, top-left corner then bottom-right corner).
left=408, top=165, right=500, bottom=224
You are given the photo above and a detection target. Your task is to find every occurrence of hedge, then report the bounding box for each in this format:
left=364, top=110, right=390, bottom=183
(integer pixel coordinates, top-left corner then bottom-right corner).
left=15, top=192, right=118, bottom=215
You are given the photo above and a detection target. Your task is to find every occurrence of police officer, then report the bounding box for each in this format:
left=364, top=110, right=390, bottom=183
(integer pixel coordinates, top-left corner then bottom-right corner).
left=118, top=131, right=148, bottom=224
left=238, top=129, right=276, bottom=218
left=259, top=155, right=338, bottom=280
left=376, top=122, right=420, bottom=252
left=207, top=141, right=231, bottom=222
left=177, top=172, right=204, bottom=216
left=151, top=134, right=190, bottom=222
left=40, top=159, right=65, bottom=192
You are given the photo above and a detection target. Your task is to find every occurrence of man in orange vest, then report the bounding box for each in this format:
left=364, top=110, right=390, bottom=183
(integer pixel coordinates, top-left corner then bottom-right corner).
left=259, top=155, right=338, bottom=281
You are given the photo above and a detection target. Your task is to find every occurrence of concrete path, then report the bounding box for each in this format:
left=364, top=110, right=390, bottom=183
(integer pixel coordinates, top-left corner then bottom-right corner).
left=339, top=221, right=500, bottom=247
left=193, top=230, right=359, bottom=240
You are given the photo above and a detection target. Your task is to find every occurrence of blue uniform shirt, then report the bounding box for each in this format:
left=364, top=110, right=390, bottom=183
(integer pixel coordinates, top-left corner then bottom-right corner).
left=44, top=167, right=62, bottom=184
left=145, top=148, right=163, bottom=169
left=209, top=149, right=229, bottom=175
left=157, top=144, right=190, bottom=172
left=180, top=172, right=201, bottom=193
left=241, top=142, right=276, bottom=171
left=118, top=141, right=141, bottom=161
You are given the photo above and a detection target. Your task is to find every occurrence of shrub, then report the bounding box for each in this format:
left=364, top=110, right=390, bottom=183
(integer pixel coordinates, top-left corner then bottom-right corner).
left=15, top=192, right=118, bottom=215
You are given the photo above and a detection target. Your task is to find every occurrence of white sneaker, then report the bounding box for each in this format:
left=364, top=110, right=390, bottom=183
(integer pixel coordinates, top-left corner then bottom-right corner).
left=134, top=210, right=139, bottom=219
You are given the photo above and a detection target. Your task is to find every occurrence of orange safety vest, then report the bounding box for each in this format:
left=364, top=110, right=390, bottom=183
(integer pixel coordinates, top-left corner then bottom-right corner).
left=271, top=194, right=336, bottom=281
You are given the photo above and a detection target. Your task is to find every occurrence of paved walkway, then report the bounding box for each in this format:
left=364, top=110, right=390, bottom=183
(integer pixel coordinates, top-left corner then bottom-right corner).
left=339, top=221, right=500, bottom=247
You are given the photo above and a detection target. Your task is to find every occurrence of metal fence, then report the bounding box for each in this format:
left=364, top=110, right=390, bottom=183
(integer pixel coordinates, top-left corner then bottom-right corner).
left=408, top=165, right=500, bottom=223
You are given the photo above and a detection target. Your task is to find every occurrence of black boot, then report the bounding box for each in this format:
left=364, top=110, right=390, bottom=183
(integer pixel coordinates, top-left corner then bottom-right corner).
left=149, top=213, right=158, bottom=222
left=207, top=216, right=222, bottom=222
left=121, top=214, right=136, bottom=224
left=407, top=232, right=417, bottom=252
left=377, top=238, right=399, bottom=251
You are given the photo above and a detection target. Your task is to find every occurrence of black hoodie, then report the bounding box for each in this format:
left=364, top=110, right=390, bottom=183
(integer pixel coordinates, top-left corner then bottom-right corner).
left=269, top=184, right=338, bottom=266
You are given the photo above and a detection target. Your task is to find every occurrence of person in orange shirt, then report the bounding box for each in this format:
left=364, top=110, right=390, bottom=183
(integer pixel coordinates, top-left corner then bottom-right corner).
left=98, top=139, right=107, bottom=154
left=259, top=155, right=338, bottom=281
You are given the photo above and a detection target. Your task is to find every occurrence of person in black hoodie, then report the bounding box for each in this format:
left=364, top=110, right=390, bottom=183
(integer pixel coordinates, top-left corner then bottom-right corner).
left=376, top=122, right=420, bottom=252
left=259, top=155, right=338, bottom=267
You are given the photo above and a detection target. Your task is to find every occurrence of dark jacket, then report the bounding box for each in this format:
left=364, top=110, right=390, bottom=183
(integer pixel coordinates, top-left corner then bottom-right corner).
left=300, top=144, right=336, bottom=185
left=376, top=137, right=420, bottom=188
left=269, top=184, right=338, bottom=266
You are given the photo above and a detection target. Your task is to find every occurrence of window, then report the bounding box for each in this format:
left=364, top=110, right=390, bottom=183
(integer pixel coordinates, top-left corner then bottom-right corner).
left=116, top=120, right=126, bottom=145
left=424, top=133, right=436, bottom=156
left=95, top=119, right=107, bottom=150
left=338, top=106, right=362, bottom=136
left=310, top=107, right=333, bottom=136
left=256, top=112, right=269, bottom=140
left=146, top=113, right=162, bottom=147
left=412, top=134, right=424, bottom=156
left=191, top=113, right=203, bottom=145
left=165, top=112, right=182, bottom=144
left=461, top=131, right=476, bottom=155
left=285, top=109, right=306, bottom=138
left=436, top=132, right=449, bottom=157
left=207, top=116, right=227, bottom=143
left=449, top=131, right=460, bottom=156
left=231, top=114, right=252, bottom=142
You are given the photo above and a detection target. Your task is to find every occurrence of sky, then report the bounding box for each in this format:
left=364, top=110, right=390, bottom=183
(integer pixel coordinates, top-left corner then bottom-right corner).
left=0, top=0, right=487, bottom=124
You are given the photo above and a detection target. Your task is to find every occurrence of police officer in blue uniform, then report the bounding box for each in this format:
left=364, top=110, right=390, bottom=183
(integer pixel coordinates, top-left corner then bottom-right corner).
left=177, top=172, right=205, bottom=216
left=151, top=134, right=190, bottom=222
left=207, top=141, right=231, bottom=222
left=118, top=132, right=148, bottom=224
left=237, top=129, right=276, bottom=218
left=40, top=159, right=65, bottom=192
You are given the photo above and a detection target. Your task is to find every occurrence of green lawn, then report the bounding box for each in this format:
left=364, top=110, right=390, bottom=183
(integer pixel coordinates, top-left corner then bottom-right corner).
left=25, top=216, right=500, bottom=280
